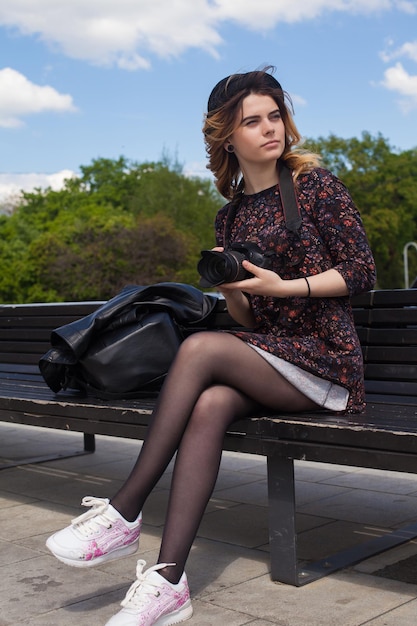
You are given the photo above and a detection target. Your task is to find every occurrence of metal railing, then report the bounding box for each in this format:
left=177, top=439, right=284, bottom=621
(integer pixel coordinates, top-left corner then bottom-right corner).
left=403, top=241, right=417, bottom=288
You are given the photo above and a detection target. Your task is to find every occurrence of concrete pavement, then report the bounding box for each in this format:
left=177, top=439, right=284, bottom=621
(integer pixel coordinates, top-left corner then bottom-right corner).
left=1, top=422, right=417, bottom=625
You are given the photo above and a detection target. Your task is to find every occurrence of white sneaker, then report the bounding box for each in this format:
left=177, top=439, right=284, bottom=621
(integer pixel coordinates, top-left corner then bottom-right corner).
left=105, top=560, right=193, bottom=626
left=46, top=496, right=141, bottom=567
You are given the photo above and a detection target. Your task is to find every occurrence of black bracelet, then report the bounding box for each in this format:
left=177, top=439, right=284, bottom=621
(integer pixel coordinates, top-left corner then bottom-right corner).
left=304, top=277, right=311, bottom=297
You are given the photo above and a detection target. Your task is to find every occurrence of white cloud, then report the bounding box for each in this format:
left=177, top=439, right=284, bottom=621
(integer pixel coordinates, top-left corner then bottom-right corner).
left=184, top=161, right=212, bottom=180
left=381, top=39, right=417, bottom=63
left=212, top=0, right=395, bottom=30
left=0, top=1, right=221, bottom=69
left=379, top=37, right=417, bottom=111
left=290, top=93, right=307, bottom=108
left=394, top=0, right=417, bottom=14
left=381, top=62, right=417, bottom=111
left=0, top=68, right=77, bottom=128
left=0, top=0, right=411, bottom=69
left=0, top=170, right=76, bottom=204
left=400, top=41, right=417, bottom=62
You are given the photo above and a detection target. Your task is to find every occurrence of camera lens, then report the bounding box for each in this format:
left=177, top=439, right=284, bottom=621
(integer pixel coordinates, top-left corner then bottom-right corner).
left=224, top=251, right=247, bottom=282
left=198, top=250, right=247, bottom=287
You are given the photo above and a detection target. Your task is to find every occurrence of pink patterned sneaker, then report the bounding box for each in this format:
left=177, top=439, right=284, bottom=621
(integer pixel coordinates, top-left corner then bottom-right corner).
left=46, top=496, right=141, bottom=568
left=105, top=560, right=193, bottom=626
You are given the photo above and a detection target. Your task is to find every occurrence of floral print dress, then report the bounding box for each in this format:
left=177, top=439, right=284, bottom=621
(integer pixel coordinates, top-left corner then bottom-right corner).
left=214, top=167, right=376, bottom=413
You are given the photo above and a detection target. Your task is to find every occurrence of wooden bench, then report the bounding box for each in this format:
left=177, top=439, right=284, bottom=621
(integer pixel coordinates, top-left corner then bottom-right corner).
left=0, top=289, right=417, bottom=586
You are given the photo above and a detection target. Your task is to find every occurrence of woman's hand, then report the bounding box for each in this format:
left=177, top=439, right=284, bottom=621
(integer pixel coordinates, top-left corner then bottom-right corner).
left=210, top=249, right=284, bottom=297
left=207, top=250, right=255, bottom=326
left=221, top=260, right=286, bottom=297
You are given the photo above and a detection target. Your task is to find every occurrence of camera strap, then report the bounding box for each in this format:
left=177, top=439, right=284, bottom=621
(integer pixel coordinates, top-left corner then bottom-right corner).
left=277, top=162, right=302, bottom=234
left=223, top=161, right=302, bottom=246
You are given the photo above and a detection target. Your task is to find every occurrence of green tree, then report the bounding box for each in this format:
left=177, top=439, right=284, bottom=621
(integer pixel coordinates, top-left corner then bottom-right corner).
left=304, top=133, right=417, bottom=287
left=0, top=157, right=222, bottom=303
left=28, top=215, right=191, bottom=301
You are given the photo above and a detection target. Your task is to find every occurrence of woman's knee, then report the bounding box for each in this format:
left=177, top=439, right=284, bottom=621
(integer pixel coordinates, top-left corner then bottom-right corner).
left=177, top=330, right=241, bottom=360
left=193, top=386, right=225, bottom=416
left=188, top=385, right=252, bottom=431
left=173, top=332, right=226, bottom=373
left=178, top=331, right=217, bottom=357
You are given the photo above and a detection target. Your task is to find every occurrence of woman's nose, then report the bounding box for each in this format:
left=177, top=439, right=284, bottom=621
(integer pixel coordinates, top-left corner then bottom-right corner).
left=262, top=119, right=275, bottom=134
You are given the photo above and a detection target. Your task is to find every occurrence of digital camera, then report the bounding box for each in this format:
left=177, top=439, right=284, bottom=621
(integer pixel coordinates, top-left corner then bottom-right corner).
left=197, top=242, right=271, bottom=288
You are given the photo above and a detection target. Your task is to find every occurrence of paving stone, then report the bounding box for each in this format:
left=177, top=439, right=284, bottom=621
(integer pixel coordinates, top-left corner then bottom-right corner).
left=198, top=503, right=269, bottom=548
left=323, top=467, right=417, bottom=495
left=364, top=598, right=417, bottom=625
left=298, top=489, right=417, bottom=527
left=0, top=555, right=124, bottom=624
left=204, top=570, right=417, bottom=626
left=297, top=519, right=397, bottom=561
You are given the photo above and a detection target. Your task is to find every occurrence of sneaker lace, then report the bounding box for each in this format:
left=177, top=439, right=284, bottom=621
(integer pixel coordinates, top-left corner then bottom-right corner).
left=70, top=496, right=113, bottom=537
left=121, top=560, right=176, bottom=609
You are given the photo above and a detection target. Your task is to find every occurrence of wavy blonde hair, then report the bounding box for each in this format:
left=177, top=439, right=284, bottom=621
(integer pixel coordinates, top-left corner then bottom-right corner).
left=203, top=67, right=320, bottom=200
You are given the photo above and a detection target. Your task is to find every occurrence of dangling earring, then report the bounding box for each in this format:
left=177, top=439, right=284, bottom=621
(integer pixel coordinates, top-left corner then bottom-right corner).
left=226, top=144, right=235, bottom=153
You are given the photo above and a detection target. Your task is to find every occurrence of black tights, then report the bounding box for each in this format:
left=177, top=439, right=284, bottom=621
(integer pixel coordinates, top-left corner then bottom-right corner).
left=110, top=332, right=318, bottom=583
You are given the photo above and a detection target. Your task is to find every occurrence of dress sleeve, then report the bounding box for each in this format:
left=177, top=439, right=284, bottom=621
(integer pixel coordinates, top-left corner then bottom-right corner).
left=306, top=169, right=377, bottom=296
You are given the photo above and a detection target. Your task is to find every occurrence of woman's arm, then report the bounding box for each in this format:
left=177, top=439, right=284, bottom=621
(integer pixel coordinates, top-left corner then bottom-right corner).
left=302, top=169, right=377, bottom=295
left=219, top=264, right=348, bottom=299
left=217, top=286, right=256, bottom=327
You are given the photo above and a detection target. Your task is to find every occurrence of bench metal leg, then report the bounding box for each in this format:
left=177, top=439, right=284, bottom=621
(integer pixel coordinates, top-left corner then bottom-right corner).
left=84, top=433, right=96, bottom=452
left=267, top=452, right=300, bottom=585
left=267, top=452, right=417, bottom=586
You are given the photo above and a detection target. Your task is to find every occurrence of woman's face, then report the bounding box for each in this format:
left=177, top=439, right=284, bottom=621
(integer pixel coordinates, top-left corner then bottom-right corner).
left=227, top=93, right=286, bottom=167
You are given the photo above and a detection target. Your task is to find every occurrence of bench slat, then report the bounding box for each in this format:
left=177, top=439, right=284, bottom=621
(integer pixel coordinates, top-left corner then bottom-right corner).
left=362, top=345, right=417, bottom=362
left=365, top=379, right=417, bottom=396
left=364, top=363, right=417, bottom=380
left=354, top=307, right=417, bottom=325
left=0, top=353, right=46, bottom=366
left=357, top=327, right=417, bottom=345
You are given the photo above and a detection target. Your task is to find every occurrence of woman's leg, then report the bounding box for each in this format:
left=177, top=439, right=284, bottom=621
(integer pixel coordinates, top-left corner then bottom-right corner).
left=156, top=383, right=259, bottom=583
left=111, top=332, right=318, bottom=547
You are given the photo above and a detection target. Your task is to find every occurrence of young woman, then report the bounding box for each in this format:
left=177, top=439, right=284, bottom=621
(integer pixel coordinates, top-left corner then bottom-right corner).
left=46, top=68, right=376, bottom=626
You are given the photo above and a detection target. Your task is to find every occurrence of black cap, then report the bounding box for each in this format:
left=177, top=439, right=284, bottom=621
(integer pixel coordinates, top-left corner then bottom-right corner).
left=207, top=71, right=283, bottom=113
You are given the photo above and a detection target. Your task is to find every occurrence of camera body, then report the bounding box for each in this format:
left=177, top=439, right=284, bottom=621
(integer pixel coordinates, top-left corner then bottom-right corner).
left=198, top=242, right=271, bottom=288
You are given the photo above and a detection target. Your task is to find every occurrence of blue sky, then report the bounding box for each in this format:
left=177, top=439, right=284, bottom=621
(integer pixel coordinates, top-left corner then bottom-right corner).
left=0, top=0, right=416, bottom=203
